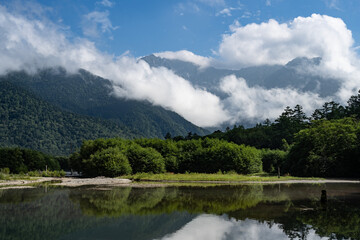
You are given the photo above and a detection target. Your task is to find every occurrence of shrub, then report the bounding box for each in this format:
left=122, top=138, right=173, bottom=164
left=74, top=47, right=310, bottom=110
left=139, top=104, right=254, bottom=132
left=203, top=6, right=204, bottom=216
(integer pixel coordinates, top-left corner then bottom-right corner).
left=124, top=144, right=165, bottom=174
left=83, top=147, right=132, bottom=177
left=0, top=168, right=10, bottom=174
left=261, top=149, right=287, bottom=174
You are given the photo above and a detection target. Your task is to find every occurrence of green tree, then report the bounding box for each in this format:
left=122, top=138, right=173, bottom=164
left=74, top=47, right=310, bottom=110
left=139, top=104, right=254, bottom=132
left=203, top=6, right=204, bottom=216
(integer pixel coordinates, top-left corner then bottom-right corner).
left=286, top=118, right=360, bottom=177
left=124, top=144, right=165, bottom=174
left=83, top=147, right=132, bottom=177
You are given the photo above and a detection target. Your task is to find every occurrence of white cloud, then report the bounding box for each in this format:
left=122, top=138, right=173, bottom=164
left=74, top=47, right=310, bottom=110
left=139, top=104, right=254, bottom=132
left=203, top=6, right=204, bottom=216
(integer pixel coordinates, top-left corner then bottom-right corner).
left=220, top=75, right=326, bottom=123
left=217, top=14, right=360, bottom=105
left=218, top=14, right=355, bottom=69
left=97, top=0, right=114, bottom=8
left=0, top=5, right=229, bottom=127
left=175, top=2, right=200, bottom=14
left=266, top=0, right=271, bottom=6
left=82, top=10, right=118, bottom=38
left=216, top=8, right=231, bottom=16
left=324, top=0, right=341, bottom=10
left=216, top=7, right=242, bottom=17
left=154, top=50, right=213, bottom=68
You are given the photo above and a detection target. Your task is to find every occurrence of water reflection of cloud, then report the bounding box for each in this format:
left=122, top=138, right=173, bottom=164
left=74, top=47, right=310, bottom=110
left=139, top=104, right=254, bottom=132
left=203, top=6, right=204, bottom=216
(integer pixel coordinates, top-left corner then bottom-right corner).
left=156, top=214, right=327, bottom=240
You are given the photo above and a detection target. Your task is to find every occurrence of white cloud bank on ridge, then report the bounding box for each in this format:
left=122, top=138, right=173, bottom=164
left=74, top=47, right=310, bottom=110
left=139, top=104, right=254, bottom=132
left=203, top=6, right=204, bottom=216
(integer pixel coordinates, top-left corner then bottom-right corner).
left=0, top=5, right=229, bottom=127
left=220, top=75, right=327, bottom=123
left=154, top=50, right=213, bottom=68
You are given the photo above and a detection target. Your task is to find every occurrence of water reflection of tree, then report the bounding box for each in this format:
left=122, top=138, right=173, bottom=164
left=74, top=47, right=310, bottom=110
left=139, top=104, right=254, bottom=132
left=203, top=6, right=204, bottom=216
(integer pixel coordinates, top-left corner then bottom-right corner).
left=297, top=201, right=360, bottom=239
left=69, top=185, right=290, bottom=217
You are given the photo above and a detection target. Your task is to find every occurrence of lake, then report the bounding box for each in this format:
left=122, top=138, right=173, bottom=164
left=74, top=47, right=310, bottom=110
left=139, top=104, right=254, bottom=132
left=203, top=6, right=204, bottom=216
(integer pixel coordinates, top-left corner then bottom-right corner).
left=0, top=183, right=359, bottom=240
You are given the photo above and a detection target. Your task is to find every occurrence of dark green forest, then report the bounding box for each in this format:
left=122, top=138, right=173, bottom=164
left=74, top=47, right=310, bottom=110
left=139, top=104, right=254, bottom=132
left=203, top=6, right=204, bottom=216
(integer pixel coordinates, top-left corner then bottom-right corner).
left=0, top=81, right=138, bottom=155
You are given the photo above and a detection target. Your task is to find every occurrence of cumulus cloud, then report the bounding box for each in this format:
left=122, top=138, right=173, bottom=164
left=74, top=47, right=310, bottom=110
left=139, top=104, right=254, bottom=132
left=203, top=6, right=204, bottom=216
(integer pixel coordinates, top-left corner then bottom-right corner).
left=0, top=5, right=228, bottom=127
left=220, top=75, right=326, bottom=122
left=217, top=14, right=360, bottom=105
left=218, top=14, right=355, bottom=69
left=154, top=50, right=213, bottom=68
left=82, top=10, right=118, bottom=38
left=216, top=7, right=242, bottom=17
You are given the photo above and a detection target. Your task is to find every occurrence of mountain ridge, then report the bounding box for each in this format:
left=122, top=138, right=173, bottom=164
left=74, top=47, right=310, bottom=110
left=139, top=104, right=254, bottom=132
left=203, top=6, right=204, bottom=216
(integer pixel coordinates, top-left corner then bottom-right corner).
left=1, top=68, right=208, bottom=139
left=141, top=55, right=341, bottom=98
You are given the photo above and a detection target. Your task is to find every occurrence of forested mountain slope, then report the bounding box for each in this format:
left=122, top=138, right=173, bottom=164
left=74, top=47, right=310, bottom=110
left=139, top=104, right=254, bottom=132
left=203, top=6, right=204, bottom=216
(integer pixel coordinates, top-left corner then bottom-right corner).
left=1, top=68, right=207, bottom=139
left=0, top=81, right=138, bottom=155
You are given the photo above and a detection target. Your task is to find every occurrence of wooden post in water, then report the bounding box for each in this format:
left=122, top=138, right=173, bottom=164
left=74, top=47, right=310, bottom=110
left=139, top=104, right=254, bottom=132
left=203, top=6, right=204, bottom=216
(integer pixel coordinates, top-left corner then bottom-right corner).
left=321, top=190, right=327, bottom=203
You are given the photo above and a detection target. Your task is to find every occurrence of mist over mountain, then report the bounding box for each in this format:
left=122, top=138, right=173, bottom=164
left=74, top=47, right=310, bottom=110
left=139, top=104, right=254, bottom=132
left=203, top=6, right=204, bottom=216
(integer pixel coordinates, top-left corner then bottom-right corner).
left=142, top=55, right=341, bottom=98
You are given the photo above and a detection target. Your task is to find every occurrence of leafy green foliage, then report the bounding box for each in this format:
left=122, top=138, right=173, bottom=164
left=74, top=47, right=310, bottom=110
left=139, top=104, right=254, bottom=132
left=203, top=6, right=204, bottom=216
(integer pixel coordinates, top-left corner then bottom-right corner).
left=83, top=147, right=132, bottom=177
left=261, top=149, right=287, bottom=174
left=286, top=118, right=360, bottom=177
left=205, top=105, right=309, bottom=150
left=27, top=170, right=66, bottom=177
left=72, top=138, right=262, bottom=176
left=124, top=145, right=165, bottom=174
left=0, top=147, right=60, bottom=173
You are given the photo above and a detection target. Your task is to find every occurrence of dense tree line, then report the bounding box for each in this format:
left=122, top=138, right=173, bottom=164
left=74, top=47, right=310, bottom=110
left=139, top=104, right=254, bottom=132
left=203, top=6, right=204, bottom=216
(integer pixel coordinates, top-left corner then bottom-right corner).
left=0, top=147, right=60, bottom=173
left=202, top=90, right=360, bottom=150
left=70, top=138, right=262, bottom=177
left=164, top=90, right=359, bottom=178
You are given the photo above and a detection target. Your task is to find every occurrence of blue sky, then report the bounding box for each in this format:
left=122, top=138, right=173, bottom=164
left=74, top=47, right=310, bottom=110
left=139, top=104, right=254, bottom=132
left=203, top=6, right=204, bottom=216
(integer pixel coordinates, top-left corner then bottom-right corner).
left=3, top=0, right=359, bottom=57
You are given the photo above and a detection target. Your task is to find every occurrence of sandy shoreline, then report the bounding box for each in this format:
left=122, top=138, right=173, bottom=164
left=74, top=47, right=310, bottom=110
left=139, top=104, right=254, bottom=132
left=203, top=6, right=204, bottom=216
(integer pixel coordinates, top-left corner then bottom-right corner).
left=1, top=177, right=359, bottom=189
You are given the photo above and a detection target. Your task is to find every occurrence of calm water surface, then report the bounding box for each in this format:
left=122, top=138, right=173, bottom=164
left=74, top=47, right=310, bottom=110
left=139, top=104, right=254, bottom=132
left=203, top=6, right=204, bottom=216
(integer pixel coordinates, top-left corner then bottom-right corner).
left=0, top=183, right=359, bottom=240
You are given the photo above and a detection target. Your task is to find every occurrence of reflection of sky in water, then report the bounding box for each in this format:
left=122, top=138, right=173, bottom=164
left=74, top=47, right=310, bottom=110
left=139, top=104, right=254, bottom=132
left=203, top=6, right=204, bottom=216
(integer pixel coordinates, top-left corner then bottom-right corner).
left=157, top=214, right=328, bottom=240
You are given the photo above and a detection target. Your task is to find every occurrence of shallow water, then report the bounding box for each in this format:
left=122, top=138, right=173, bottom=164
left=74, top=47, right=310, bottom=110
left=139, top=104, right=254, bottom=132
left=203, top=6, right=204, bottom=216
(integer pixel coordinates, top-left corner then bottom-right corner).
left=0, top=183, right=359, bottom=240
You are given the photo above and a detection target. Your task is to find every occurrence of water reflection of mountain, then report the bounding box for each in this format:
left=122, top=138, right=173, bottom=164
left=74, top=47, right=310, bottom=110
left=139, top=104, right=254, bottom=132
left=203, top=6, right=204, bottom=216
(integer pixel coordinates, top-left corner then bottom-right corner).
left=0, top=184, right=359, bottom=240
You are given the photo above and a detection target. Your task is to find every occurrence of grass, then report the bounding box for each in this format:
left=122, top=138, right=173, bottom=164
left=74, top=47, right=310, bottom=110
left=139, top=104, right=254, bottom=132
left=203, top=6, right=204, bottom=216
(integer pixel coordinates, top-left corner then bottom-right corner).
left=0, top=173, right=33, bottom=181
left=0, top=170, right=65, bottom=182
left=121, top=172, right=323, bottom=182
